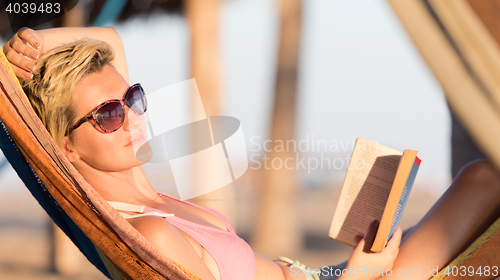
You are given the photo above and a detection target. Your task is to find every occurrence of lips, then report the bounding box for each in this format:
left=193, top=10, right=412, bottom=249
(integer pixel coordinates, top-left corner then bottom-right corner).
left=127, top=133, right=146, bottom=146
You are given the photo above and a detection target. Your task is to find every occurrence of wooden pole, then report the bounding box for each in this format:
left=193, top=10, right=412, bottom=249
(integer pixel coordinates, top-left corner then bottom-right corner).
left=185, top=0, right=236, bottom=226
left=251, top=0, right=303, bottom=258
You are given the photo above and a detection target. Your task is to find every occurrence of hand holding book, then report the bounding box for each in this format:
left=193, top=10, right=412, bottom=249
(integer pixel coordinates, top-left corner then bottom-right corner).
left=329, top=137, right=420, bottom=252
left=339, top=220, right=402, bottom=279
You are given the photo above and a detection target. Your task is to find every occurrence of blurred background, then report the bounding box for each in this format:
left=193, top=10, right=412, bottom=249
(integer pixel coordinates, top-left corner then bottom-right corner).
left=0, top=0, right=454, bottom=279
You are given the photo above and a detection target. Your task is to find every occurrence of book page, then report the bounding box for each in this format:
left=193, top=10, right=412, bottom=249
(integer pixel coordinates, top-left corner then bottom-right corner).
left=329, top=138, right=402, bottom=247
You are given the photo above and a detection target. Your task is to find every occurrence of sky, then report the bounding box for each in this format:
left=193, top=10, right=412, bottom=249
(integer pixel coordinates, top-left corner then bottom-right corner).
left=0, top=0, right=452, bottom=194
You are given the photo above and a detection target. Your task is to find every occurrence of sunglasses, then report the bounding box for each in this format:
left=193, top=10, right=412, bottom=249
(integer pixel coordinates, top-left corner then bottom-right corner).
left=66, top=83, right=147, bottom=135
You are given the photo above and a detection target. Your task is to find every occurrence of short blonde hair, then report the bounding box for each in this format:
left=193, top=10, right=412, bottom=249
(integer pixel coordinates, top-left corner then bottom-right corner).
left=22, top=38, right=115, bottom=146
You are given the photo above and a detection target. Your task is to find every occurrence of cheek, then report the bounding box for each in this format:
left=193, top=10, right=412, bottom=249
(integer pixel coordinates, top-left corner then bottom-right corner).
left=75, top=128, right=108, bottom=151
left=74, top=130, right=134, bottom=170
left=75, top=132, right=108, bottom=159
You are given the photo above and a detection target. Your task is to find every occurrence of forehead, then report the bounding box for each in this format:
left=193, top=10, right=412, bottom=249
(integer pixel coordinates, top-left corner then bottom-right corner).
left=72, top=65, right=129, bottom=117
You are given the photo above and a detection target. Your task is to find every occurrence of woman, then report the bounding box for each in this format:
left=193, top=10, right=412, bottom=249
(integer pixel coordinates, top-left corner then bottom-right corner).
left=4, top=27, right=500, bottom=280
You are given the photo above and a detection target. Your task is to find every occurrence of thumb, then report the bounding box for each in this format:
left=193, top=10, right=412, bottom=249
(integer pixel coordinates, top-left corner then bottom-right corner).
left=385, top=225, right=402, bottom=253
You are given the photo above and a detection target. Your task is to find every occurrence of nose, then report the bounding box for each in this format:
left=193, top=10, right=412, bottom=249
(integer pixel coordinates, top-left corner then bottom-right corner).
left=122, top=104, right=144, bottom=132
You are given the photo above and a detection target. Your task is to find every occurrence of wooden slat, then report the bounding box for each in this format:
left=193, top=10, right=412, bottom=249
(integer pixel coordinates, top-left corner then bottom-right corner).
left=387, top=0, right=500, bottom=172
left=432, top=217, right=500, bottom=280
left=467, top=0, right=500, bottom=50
left=428, top=0, right=500, bottom=112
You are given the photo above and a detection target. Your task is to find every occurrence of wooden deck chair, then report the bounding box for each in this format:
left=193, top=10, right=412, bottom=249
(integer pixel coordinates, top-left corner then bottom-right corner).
left=388, top=0, right=500, bottom=278
left=0, top=48, right=201, bottom=280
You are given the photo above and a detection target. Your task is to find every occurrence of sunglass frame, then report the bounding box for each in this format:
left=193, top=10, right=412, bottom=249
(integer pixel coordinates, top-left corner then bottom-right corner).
left=66, top=83, right=147, bottom=135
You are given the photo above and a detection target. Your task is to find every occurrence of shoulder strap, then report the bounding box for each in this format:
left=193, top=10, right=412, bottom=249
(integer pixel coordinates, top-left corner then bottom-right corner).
left=107, top=201, right=174, bottom=219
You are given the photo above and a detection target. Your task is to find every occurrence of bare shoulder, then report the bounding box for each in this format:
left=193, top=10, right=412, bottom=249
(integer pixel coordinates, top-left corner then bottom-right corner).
left=129, top=216, right=216, bottom=280
left=130, top=216, right=178, bottom=246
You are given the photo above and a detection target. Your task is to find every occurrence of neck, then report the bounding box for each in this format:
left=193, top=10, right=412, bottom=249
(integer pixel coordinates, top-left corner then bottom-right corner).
left=76, top=163, right=158, bottom=204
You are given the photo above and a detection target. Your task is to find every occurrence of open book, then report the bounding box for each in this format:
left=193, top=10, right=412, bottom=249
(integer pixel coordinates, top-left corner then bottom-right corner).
left=328, top=137, right=420, bottom=252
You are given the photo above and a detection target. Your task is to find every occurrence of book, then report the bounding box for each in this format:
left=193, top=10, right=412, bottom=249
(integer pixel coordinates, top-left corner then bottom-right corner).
left=328, top=137, right=420, bottom=252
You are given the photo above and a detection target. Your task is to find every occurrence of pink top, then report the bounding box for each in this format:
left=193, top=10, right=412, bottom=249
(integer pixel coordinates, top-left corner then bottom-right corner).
left=108, top=192, right=256, bottom=280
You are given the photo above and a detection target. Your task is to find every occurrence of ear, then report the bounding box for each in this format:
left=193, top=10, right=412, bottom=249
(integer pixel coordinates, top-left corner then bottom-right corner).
left=62, top=136, right=79, bottom=162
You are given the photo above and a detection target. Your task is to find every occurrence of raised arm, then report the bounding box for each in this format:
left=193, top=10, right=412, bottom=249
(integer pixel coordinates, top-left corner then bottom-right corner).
left=3, top=27, right=129, bottom=83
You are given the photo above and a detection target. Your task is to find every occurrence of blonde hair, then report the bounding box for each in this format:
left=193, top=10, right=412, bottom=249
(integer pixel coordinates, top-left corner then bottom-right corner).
left=22, top=38, right=115, bottom=146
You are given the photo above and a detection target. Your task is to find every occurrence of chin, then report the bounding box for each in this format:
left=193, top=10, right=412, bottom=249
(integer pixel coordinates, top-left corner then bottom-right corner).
left=134, top=142, right=153, bottom=163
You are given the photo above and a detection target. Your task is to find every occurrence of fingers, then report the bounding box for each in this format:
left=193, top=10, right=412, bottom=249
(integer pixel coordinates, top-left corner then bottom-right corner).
left=5, top=50, right=34, bottom=79
left=5, top=49, right=35, bottom=73
left=10, top=62, right=33, bottom=80
left=17, top=27, right=41, bottom=50
left=3, top=27, right=42, bottom=80
left=362, top=220, right=379, bottom=252
left=3, top=36, right=14, bottom=54
left=11, top=38, right=39, bottom=60
left=385, top=225, right=402, bottom=253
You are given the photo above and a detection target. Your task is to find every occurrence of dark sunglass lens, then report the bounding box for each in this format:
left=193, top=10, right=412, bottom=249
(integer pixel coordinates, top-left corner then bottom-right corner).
left=95, top=102, right=124, bottom=131
left=125, top=86, right=147, bottom=115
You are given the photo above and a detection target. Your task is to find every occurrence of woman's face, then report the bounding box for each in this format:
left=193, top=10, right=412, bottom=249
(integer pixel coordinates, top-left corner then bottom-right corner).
left=66, top=64, right=151, bottom=172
